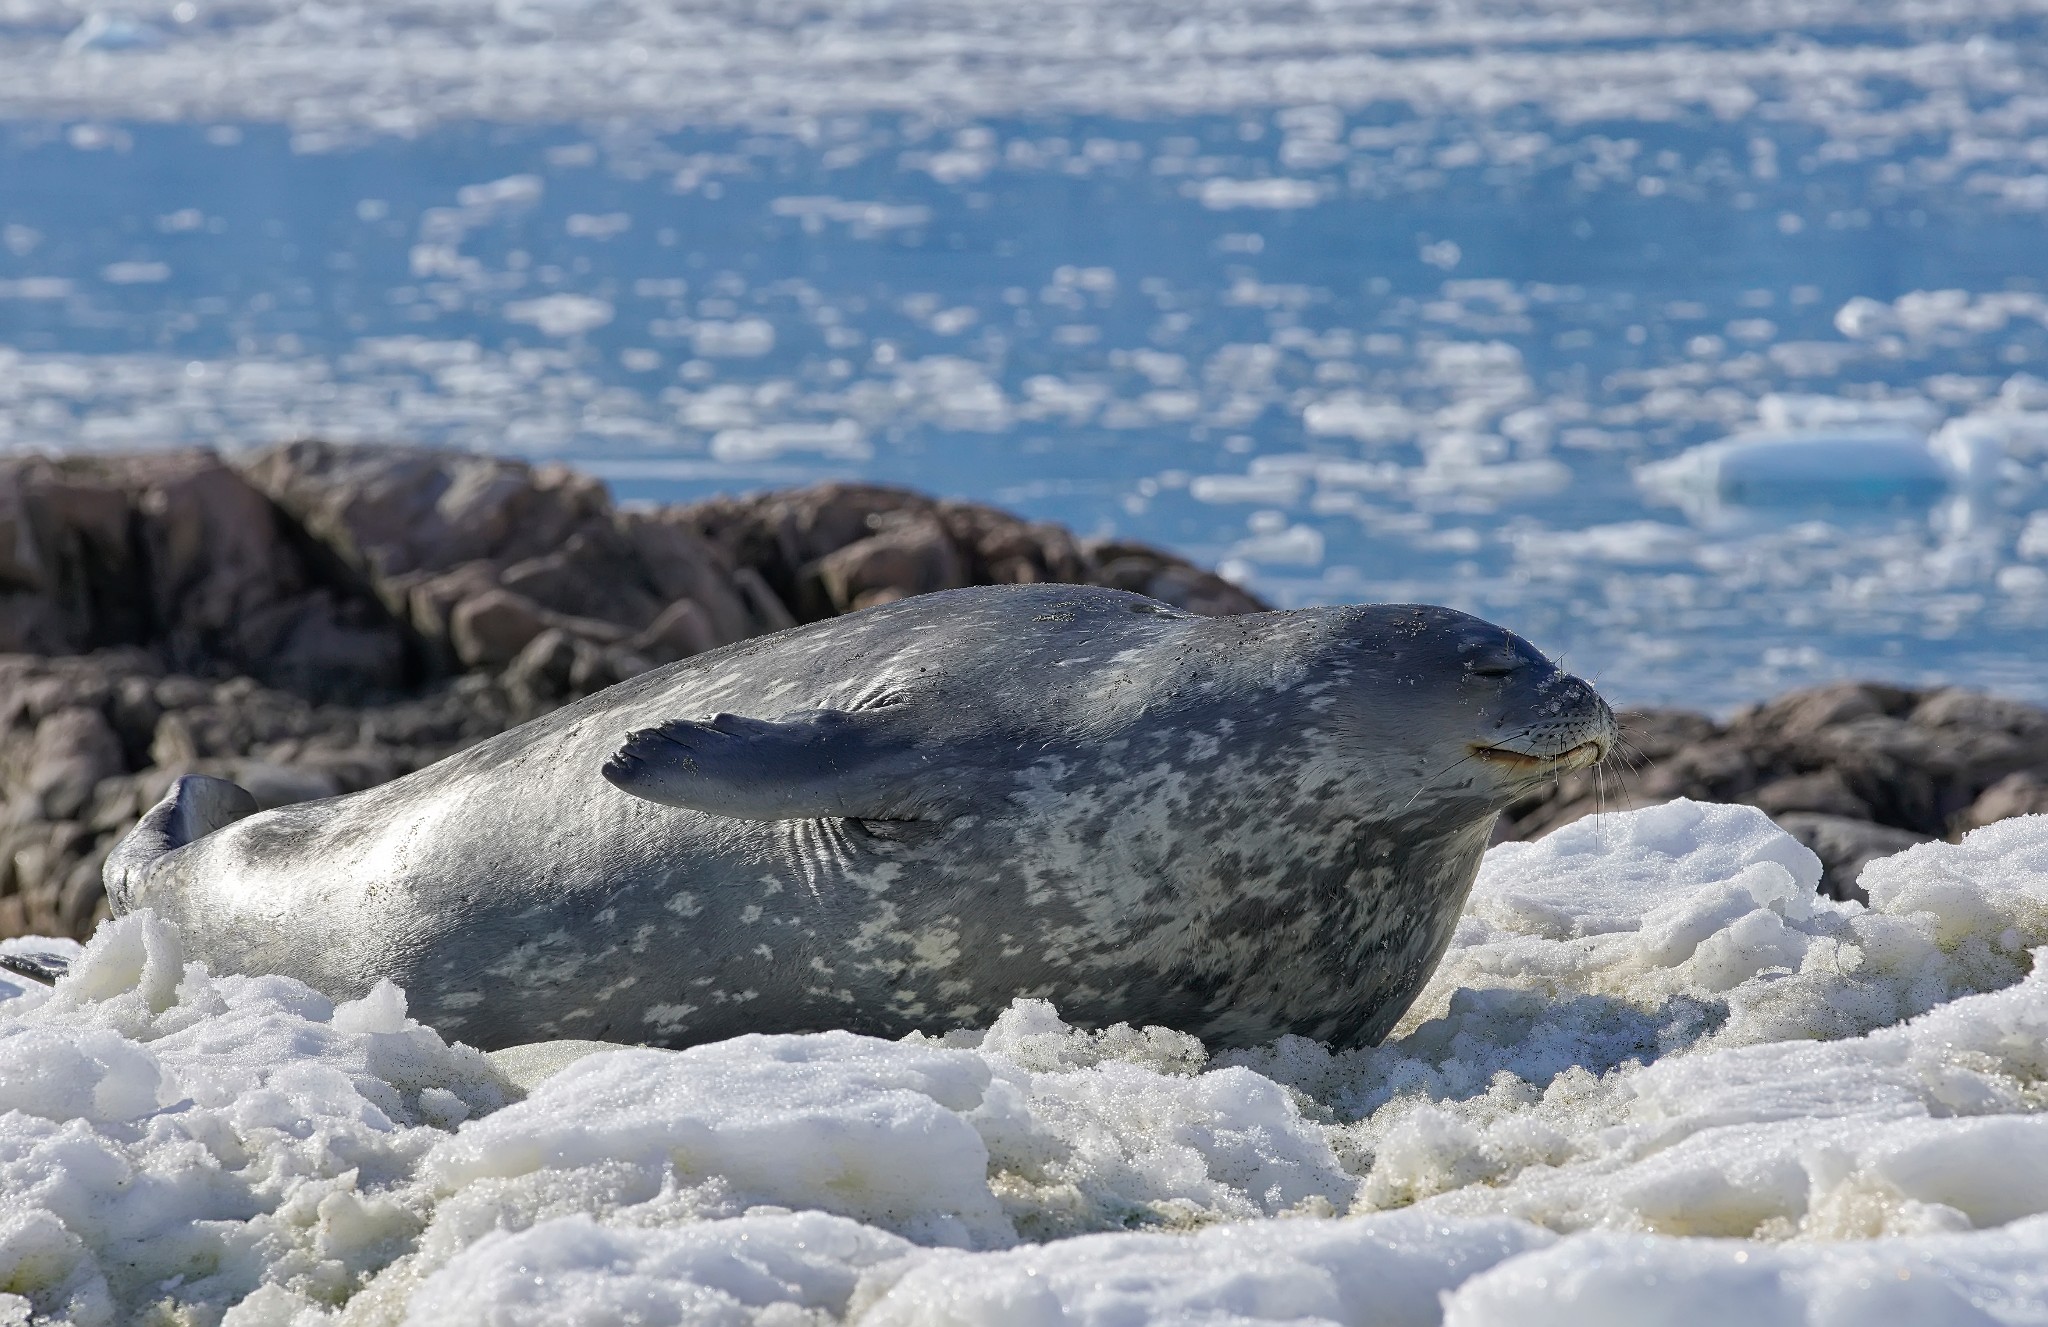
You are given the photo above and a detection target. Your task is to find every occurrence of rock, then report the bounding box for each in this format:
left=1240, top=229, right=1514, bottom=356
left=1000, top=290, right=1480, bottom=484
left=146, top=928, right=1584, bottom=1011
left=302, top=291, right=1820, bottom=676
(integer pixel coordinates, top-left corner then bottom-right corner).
left=1730, top=681, right=1919, bottom=743
left=1956, top=772, right=2048, bottom=832
left=0, top=455, right=146, bottom=654
left=1911, top=687, right=2048, bottom=738
left=812, top=516, right=967, bottom=613
left=731, top=568, right=798, bottom=632
left=0, top=451, right=409, bottom=696
left=405, top=562, right=507, bottom=664
left=679, top=482, right=1267, bottom=623
left=57, top=844, right=111, bottom=929
left=1774, top=813, right=1931, bottom=904
left=240, top=440, right=612, bottom=585
left=219, top=761, right=344, bottom=812
left=502, top=629, right=581, bottom=709
left=1084, top=543, right=1266, bottom=616
left=451, top=589, right=551, bottom=669
left=1748, top=769, right=1872, bottom=820
left=629, top=599, right=721, bottom=664
left=500, top=531, right=665, bottom=629
left=616, top=509, right=759, bottom=644
left=21, top=708, right=125, bottom=821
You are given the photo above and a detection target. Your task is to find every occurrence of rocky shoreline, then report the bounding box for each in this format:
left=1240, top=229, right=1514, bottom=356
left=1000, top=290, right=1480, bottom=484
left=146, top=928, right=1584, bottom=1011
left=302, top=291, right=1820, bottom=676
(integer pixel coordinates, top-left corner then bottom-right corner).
left=4, top=441, right=2044, bottom=939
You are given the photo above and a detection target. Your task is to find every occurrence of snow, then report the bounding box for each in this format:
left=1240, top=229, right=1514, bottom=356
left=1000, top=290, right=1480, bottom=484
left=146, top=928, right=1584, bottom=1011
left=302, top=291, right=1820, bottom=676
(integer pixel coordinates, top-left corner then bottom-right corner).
left=3, top=800, right=2046, bottom=1323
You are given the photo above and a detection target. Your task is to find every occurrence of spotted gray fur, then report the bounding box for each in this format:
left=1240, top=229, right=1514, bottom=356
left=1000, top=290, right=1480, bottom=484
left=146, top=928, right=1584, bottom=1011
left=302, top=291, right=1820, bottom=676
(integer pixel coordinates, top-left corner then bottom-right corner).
left=105, top=584, right=1613, bottom=1051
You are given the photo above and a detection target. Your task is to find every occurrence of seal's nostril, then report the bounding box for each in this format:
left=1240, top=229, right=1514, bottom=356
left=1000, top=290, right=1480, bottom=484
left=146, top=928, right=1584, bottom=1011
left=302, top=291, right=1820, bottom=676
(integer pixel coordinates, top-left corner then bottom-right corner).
left=1467, top=661, right=1518, bottom=678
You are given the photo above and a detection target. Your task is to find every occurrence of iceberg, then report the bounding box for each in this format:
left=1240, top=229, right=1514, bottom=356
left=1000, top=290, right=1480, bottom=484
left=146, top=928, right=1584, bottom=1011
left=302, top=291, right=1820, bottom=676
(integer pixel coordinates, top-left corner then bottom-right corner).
left=1637, top=427, right=1956, bottom=518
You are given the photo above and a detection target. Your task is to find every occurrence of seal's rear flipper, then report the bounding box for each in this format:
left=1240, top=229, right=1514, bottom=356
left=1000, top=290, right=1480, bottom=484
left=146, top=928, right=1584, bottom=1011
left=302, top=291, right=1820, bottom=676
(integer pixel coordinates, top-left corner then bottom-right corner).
left=0, top=951, right=70, bottom=986
left=103, top=774, right=259, bottom=913
left=603, top=709, right=961, bottom=823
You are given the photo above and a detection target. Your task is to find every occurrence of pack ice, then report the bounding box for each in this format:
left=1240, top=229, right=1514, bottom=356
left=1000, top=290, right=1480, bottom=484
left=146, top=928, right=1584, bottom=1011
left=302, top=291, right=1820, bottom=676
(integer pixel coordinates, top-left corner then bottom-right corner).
left=3, top=799, right=2045, bottom=1325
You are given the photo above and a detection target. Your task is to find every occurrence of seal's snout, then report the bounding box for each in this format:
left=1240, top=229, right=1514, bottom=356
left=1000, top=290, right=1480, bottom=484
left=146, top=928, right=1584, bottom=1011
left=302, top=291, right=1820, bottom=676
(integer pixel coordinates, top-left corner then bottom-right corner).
left=1468, top=664, right=1616, bottom=777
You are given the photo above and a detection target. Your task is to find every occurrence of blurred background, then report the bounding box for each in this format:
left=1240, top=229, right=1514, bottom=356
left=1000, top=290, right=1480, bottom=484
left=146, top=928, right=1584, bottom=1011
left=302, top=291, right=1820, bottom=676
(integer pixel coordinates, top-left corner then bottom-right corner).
left=3, top=0, right=2046, bottom=709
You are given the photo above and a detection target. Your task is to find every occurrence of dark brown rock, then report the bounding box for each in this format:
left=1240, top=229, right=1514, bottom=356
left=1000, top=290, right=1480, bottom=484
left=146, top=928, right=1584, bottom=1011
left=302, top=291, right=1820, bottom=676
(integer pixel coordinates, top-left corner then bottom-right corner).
left=0, top=451, right=409, bottom=696
left=678, top=482, right=1266, bottom=624
left=502, top=628, right=581, bottom=709
left=450, top=589, right=552, bottom=669
left=616, top=509, right=759, bottom=645
left=1083, top=542, right=1267, bottom=616
left=1749, top=770, right=1873, bottom=821
left=240, top=440, right=612, bottom=586
left=1775, top=813, right=1931, bottom=904
left=21, top=707, right=125, bottom=821
left=812, top=516, right=967, bottom=613
left=629, top=599, right=721, bottom=664
left=1956, top=772, right=2048, bottom=832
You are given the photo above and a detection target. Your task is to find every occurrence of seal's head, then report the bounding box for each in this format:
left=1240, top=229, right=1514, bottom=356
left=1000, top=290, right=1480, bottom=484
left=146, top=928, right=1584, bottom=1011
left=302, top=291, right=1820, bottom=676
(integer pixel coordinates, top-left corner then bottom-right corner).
left=1322, top=604, right=1614, bottom=823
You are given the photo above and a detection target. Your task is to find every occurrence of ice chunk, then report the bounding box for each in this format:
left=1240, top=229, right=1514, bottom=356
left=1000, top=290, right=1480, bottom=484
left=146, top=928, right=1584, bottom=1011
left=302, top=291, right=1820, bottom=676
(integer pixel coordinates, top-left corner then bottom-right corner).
left=402, top=1212, right=910, bottom=1327
left=504, top=295, right=614, bottom=338
left=1638, top=427, right=1954, bottom=515
left=690, top=319, right=778, bottom=358
left=1443, top=1221, right=2046, bottom=1327
left=709, top=419, right=869, bottom=462
left=422, top=1033, right=1018, bottom=1248
left=1510, top=520, right=1698, bottom=568
left=1195, top=178, right=1321, bottom=210
left=858, top=1212, right=1551, bottom=1327
left=1471, top=800, right=1823, bottom=940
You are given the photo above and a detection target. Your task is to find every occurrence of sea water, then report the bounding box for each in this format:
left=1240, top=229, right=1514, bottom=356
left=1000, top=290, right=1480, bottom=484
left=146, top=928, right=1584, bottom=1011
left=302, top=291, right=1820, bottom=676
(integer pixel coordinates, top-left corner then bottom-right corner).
left=3, top=1, right=2048, bottom=710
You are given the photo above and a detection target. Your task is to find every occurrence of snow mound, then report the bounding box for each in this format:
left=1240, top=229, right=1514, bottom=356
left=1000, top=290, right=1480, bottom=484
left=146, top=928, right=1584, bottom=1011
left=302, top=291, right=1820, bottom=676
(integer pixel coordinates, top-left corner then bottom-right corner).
left=2, top=801, right=2045, bottom=1324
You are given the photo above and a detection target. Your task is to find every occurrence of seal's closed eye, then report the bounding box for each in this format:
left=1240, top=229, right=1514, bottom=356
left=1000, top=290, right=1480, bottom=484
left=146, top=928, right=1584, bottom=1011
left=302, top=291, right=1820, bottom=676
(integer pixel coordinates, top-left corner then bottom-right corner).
left=603, top=707, right=961, bottom=824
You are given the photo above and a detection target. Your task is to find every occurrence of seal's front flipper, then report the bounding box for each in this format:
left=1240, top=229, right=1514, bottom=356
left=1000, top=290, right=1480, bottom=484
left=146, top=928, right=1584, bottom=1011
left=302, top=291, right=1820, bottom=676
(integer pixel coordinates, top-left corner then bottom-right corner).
left=602, top=709, right=961, bottom=823
left=0, top=950, right=70, bottom=986
left=103, top=775, right=259, bottom=913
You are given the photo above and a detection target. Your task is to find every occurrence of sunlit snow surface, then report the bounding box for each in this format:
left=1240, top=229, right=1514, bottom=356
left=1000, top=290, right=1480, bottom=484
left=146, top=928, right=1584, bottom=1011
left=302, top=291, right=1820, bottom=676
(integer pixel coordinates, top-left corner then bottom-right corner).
left=4, top=800, right=2048, bottom=1324
left=5, top=0, right=2048, bottom=706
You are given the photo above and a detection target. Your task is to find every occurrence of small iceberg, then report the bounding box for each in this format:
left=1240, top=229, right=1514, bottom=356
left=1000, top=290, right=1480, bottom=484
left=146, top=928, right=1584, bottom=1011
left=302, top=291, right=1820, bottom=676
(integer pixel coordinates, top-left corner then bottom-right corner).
left=1637, top=427, right=1957, bottom=517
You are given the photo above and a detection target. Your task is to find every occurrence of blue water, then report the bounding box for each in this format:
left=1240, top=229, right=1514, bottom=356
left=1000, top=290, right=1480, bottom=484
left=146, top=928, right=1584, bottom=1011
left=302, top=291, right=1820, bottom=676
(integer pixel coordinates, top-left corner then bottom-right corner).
left=5, top=4, right=2048, bottom=709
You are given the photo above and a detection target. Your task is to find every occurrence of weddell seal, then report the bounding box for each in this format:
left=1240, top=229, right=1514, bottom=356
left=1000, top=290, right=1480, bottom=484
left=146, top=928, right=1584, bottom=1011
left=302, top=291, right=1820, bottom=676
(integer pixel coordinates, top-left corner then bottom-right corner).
left=85, top=583, right=1613, bottom=1050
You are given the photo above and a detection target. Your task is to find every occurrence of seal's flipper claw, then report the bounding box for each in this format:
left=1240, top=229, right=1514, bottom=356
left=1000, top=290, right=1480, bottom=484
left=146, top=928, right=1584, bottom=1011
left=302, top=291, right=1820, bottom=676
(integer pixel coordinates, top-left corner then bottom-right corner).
left=603, top=708, right=949, bottom=823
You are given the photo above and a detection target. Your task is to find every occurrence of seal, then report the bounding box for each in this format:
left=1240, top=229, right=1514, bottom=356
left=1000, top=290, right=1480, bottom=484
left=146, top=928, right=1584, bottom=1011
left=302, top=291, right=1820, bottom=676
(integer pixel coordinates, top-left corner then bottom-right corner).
left=102, top=583, right=1613, bottom=1051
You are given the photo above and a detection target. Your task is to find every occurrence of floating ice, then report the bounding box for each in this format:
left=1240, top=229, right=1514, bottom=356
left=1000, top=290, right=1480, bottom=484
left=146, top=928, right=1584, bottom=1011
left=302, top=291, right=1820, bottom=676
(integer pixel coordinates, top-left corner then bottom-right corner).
left=708, top=419, right=869, bottom=463
left=99, top=261, right=170, bottom=285
left=1194, top=178, right=1322, bottom=210
left=690, top=319, right=778, bottom=359
left=401, top=1212, right=912, bottom=1327
left=504, top=295, right=614, bottom=338
left=1637, top=427, right=1955, bottom=516
left=1511, top=520, right=1698, bottom=568
left=1229, top=522, right=1326, bottom=567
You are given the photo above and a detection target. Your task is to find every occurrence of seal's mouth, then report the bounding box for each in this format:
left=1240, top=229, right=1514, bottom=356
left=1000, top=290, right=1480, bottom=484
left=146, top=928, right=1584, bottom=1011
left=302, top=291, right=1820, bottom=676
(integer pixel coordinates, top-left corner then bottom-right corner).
left=1468, top=739, right=1607, bottom=774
